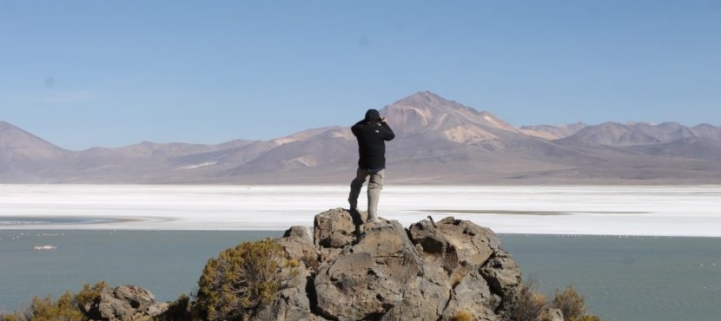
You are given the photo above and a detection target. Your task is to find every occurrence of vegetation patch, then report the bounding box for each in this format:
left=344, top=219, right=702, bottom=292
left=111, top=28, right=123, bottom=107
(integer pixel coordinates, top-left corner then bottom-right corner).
left=193, top=238, right=299, bottom=320
left=509, top=280, right=609, bottom=321
left=0, top=281, right=107, bottom=321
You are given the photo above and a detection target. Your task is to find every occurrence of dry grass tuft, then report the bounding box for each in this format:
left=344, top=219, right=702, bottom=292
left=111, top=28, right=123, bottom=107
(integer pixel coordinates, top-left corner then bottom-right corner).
left=453, top=310, right=473, bottom=321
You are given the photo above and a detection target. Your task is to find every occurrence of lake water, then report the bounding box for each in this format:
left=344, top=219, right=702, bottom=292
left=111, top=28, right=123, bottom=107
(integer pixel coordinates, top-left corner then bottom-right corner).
left=1, top=185, right=720, bottom=320
left=1, top=231, right=719, bottom=321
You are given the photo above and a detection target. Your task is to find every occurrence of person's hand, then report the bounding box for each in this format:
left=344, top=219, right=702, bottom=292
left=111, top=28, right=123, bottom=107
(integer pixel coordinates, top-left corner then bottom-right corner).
left=380, top=117, right=387, bottom=123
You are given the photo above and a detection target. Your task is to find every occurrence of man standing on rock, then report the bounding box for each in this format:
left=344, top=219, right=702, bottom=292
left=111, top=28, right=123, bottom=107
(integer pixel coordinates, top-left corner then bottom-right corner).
left=348, top=109, right=395, bottom=223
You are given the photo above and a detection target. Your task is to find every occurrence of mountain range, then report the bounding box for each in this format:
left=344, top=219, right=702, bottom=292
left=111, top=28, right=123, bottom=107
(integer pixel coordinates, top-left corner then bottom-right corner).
left=2, top=91, right=721, bottom=184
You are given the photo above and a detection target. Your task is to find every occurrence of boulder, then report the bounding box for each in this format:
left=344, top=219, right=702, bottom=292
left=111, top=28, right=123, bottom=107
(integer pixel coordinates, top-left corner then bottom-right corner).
left=314, top=208, right=365, bottom=249
left=250, top=276, right=326, bottom=321
left=440, top=269, right=500, bottom=321
left=309, top=212, right=517, bottom=321
left=85, top=285, right=166, bottom=321
left=481, top=249, right=522, bottom=315
left=314, top=221, right=434, bottom=320
left=278, top=225, right=318, bottom=267
left=409, top=216, right=501, bottom=270
left=539, top=308, right=565, bottom=321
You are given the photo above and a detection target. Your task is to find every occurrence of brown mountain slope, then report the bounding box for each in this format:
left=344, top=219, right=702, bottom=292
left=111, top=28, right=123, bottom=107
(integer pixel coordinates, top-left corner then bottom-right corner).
left=555, top=121, right=715, bottom=147
left=0, top=121, right=70, bottom=159
left=0, top=121, right=72, bottom=182
left=383, top=91, right=521, bottom=145
left=519, top=123, right=586, bottom=140
left=627, top=137, right=721, bottom=161
left=2, top=92, right=721, bottom=184
left=693, top=124, right=721, bottom=140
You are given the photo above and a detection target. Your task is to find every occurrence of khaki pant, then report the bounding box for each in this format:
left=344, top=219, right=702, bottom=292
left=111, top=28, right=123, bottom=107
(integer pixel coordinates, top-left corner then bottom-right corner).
left=348, top=168, right=384, bottom=221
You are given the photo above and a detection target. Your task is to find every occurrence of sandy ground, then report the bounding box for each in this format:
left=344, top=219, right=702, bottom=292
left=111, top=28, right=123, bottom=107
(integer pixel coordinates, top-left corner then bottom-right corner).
left=1, top=184, right=720, bottom=237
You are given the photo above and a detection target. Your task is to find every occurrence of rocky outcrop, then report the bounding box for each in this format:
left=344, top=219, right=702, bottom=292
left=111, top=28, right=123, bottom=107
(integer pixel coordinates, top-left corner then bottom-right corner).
left=82, top=285, right=168, bottom=321
left=65, top=208, right=522, bottom=321
left=259, top=208, right=523, bottom=321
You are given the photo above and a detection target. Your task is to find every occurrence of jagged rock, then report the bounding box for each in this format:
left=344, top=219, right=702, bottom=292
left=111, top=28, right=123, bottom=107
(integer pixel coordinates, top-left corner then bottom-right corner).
left=409, top=216, right=501, bottom=269
left=314, top=208, right=364, bottom=249
left=138, top=209, right=524, bottom=321
left=539, top=308, right=565, bottom=321
left=278, top=225, right=318, bottom=265
left=440, top=269, right=500, bottom=321
left=85, top=285, right=166, bottom=321
left=314, top=221, right=438, bottom=320
left=250, top=275, right=327, bottom=321
left=300, top=211, right=520, bottom=321
left=481, top=249, right=522, bottom=315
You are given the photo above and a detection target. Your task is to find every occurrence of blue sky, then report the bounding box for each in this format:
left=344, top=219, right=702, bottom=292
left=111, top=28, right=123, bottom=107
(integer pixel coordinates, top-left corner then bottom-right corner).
left=1, top=1, right=719, bottom=150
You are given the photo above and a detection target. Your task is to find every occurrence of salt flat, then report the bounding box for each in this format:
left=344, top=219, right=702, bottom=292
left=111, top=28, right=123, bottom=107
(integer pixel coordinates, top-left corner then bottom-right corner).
left=1, top=185, right=720, bottom=237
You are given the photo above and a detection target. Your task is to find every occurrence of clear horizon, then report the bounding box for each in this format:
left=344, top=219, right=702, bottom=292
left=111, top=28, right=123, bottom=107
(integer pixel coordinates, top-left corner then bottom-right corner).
left=1, top=1, right=719, bottom=150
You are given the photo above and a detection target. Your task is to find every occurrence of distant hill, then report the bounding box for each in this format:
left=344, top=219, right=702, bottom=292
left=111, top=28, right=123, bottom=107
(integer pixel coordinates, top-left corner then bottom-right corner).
left=0, top=121, right=72, bottom=182
left=2, top=92, right=721, bottom=184
left=520, top=123, right=586, bottom=140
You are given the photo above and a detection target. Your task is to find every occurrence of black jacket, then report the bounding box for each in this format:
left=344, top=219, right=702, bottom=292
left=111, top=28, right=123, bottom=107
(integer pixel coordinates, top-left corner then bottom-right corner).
left=352, top=117, right=395, bottom=170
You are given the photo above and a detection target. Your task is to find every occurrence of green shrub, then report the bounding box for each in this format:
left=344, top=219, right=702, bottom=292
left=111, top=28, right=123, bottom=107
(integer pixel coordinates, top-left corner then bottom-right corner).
left=32, top=292, right=86, bottom=321
left=0, top=281, right=110, bottom=321
left=506, top=281, right=610, bottom=321
left=155, top=294, right=192, bottom=321
left=549, top=286, right=610, bottom=321
left=75, top=281, right=107, bottom=309
left=194, top=238, right=298, bottom=321
left=508, top=279, right=547, bottom=321
left=0, top=312, right=20, bottom=321
left=0, top=315, right=17, bottom=321
left=7, top=292, right=86, bottom=321
left=551, top=286, right=586, bottom=321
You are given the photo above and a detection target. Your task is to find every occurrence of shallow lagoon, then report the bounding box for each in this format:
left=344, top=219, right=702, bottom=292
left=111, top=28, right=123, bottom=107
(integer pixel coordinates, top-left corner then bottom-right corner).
left=1, top=231, right=719, bottom=321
